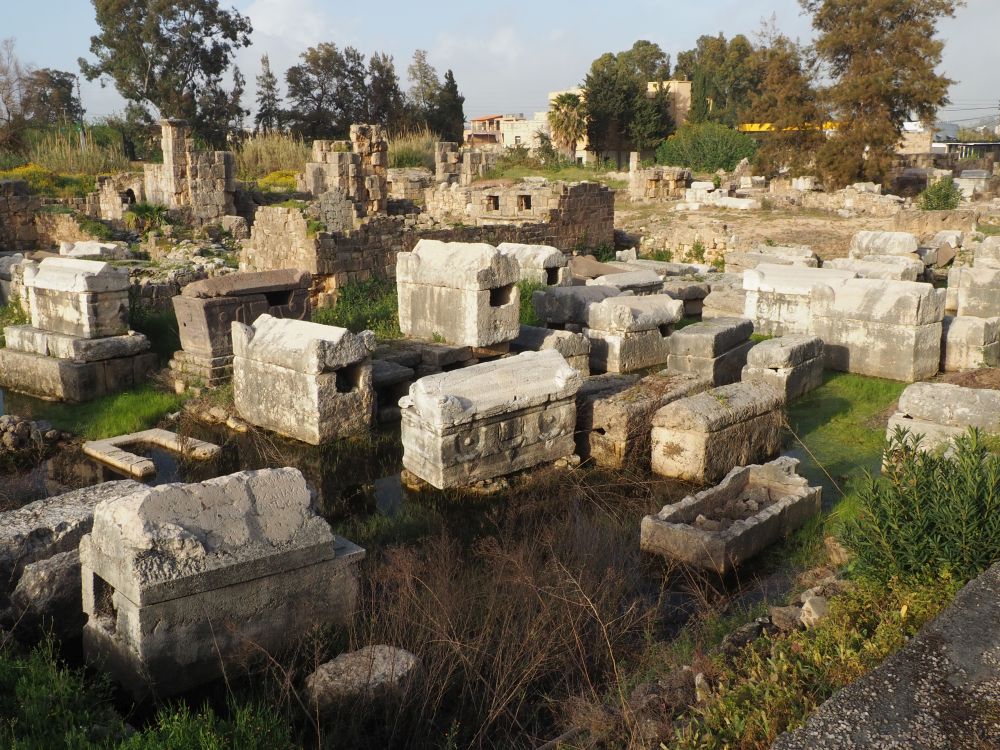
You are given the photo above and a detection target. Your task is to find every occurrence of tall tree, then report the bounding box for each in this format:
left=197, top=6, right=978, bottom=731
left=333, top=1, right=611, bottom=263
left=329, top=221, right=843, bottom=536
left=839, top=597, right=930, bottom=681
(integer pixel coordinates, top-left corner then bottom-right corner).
left=427, top=69, right=465, bottom=142
left=407, top=49, right=439, bottom=117
left=368, top=52, right=404, bottom=131
left=254, top=54, right=282, bottom=133
left=583, top=52, right=642, bottom=158
left=80, top=0, right=251, bottom=135
left=629, top=87, right=674, bottom=152
left=548, top=91, right=587, bottom=158
left=285, top=43, right=345, bottom=139
left=336, top=46, right=369, bottom=128
left=22, top=69, right=84, bottom=125
left=745, top=35, right=826, bottom=176
left=676, top=33, right=761, bottom=126
left=0, top=39, right=29, bottom=150
left=194, top=65, right=246, bottom=147
left=801, top=0, right=962, bottom=187
left=618, top=40, right=671, bottom=82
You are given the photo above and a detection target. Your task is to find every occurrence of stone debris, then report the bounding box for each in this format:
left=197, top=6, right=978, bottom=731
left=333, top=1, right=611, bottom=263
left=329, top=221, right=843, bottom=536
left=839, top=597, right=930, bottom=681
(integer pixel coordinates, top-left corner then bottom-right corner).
left=798, top=595, right=829, bottom=629
left=511, top=325, right=591, bottom=376
left=651, top=380, right=784, bottom=483
left=232, top=314, right=376, bottom=444
left=532, top=284, right=621, bottom=329
left=826, top=255, right=924, bottom=282
left=82, top=428, right=220, bottom=480
left=587, top=269, right=664, bottom=295
left=0, top=414, right=65, bottom=464
left=576, top=371, right=709, bottom=469
left=80, top=468, right=365, bottom=697
left=724, top=245, right=818, bottom=275
left=666, top=317, right=754, bottom=386
left=952, top=265, right=1000, bottom=318
left=584, top=294, right=685, bottom=373
left=169, top=269, right=311, bottom=388
left=58, top=241, right=125, bottom=259
left=496, top=242, right=570, bottom=286
left=742, top=335, right=825, bottom=402
left=940, top=315, right=1000, bottom=371
left=847, top=230, right=920, bottom=259
left=742, top=264, right=857, bottom=337
left=887, top=382, right=1000, bottom=452
left=305, top=645, right=420, bottom=709
left=7, top=550, right=83, bottom=643
left=641, top=457, right=820, bottom=573
left=399, top=350, right=581, bottom=489
left=0, top=258, right=156, bottom=402
left=396, top=240, right=520, bottom=347
left=811, top=278, right=945, bottom=382
left=661, top=280, right=710, bottom=317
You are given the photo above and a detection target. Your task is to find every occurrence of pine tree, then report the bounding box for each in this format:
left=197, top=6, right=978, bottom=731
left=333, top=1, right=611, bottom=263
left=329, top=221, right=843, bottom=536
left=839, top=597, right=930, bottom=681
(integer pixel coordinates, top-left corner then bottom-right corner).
left=427, top=69, right=464, bottom=142
left=802, top=0, right=961, bottom=187
left=407, top=49, right=439, bottom=119
left=368, top=52, right=404, bottom=130
left=254, top=54, right=282, bottom=132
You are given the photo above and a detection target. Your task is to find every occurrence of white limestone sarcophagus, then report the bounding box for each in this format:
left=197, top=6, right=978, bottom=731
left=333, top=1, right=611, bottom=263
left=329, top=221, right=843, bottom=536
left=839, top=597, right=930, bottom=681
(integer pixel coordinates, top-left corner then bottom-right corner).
left=887, top=382, right=1000, bottom=452
left=742, top=264, right=856, bottom=337
left=741, top=335, right=825, bottom=402
left=496, top=242, right=570, bottom=286
left=399, top=349, right=582, bottom=488
left=232, top=314, right=375, bottom=444
left=584, top=294, right=684, bottom=373
left=80, top=468, right=364, bottom=697
left=396, top=240, right=520, bottom=347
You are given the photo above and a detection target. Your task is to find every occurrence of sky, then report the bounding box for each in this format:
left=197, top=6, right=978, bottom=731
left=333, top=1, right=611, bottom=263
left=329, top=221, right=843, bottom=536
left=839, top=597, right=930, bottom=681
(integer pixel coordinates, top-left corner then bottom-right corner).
left=4, top=0, right=999, bottom=127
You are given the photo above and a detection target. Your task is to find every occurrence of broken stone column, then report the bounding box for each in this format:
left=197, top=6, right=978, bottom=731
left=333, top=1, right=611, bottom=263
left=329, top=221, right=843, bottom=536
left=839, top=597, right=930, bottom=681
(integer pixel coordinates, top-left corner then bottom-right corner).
left=511, top=325, right=591, bottom=375
left=940, top=315, right=1000, bottom=371
left=584, top=295, right=685, bottom=373
left=0, top=258, right=156, bottom=402
left=496, top=243, right=570, bottom=286
left=887, top=382, right=1000, bottom=452
left=169, top=269, right=312, bottom=388
left=80, top=469, right=365, bottom=697
left=741, top=335, right=825, bottom=401
left=811, top=278, right=945, bottom=381
left=742, top=264, right=857, bottom=336
left=232, top=314, right=376, bottom=444
left=666, top=317, right=754, bottom=385
left=641, top=457, right=821, bottom=574
left=651, top=381, right=784, bottom=483
left=396, top=240, right=520, bottom=347
left=576, top=370, right=709, bottom=469
left=399, top=350, right=581, bottom=488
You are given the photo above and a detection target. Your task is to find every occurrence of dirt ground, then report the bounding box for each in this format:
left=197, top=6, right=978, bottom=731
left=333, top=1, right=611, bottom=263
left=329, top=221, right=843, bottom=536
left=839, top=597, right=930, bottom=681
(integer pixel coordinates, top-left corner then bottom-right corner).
left=615, top=197, right=897, bottom=260
left=938, top=368, right=1000, bottom=391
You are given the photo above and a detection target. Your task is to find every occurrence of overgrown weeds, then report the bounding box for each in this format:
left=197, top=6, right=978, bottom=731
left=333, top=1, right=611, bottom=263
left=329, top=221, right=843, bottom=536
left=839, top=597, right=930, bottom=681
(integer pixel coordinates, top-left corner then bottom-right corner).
left=312, top=277, right=402, bottom=340
left=518, top=280, right=544, bottom=326
left=389, top=127, right=437, bottom=170
left=235, top=132, right=310, bottom=181
left=0, top=300, right=29, bottom=347
left=27, top=128, right=130, bottom=175
left=0, top=163, right=95, bottom=198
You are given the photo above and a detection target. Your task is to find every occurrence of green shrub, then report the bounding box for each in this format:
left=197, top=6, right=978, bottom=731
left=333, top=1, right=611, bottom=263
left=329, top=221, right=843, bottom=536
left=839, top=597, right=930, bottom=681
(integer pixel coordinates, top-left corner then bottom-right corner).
left=256, top=169, right=299, bottom=193
left=0, top=164, right=94, bottom=198
left=918, top=177, right=962, bottom=211
left=77, top=216, right=114, bottom=241
left=656, top=122, right=758, bottom=173
left=518, top=280, right=544, bottom=326
left=0, top=301, right=29, bottom=347
left=689, top=240, right=706, bottom=263
left=120, top=701, right=294, bottom=750
left=591, top=243, right=616, bottom=262
left=122, top=202, right=170, bottom=235
left=846, top=428, right=1000, bottom=583
left=312, top=277, right=402, bottom=340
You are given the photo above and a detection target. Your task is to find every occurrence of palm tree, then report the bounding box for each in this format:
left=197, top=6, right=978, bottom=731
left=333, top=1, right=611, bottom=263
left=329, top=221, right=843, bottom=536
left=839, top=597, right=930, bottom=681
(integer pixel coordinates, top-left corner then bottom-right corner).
left=548, top=92, right=587, bottom=159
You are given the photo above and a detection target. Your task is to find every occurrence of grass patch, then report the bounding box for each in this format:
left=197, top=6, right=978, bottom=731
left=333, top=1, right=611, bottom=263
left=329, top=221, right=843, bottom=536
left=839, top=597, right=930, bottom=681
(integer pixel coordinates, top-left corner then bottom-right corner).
left=312, top=277, right=401, bottom=340
left=518, top=280, right=544, bottom=326
left=235, top=132, right=310, bottom=181
left=978, top=223, right=1000, bottom=236
left=389, top=127, right=437, bottom=170
left=28, top=385, right=187, bottom=440
left=129, top=304, right=180, bottom=364
left=482, top=163, right=627, bottom=189
left=0, top=301, right=29, bottom=347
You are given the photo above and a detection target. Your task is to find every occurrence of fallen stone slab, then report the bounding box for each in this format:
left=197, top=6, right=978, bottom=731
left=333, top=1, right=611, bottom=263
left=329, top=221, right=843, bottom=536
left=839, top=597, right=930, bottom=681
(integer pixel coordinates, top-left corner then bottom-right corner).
left=661, top=280, right=710, bottom=317
left=81, top=468, right=365, bottom=697
left=826, top=256, right=923, bottom=282
left=742, top=264, right=857, bottom=336
left=532, top=285, right=622, bottom=328
left=306, top=645, right=420, bottom=710
left=887, top=381, right=1000, bottom=451
left=702, top=286, right=747, bottom=320
left=58, top=241, right=121, bottom=259
left=569, top=255, right=625, bottom=281
left=773, top=561, right=1000, bottom=750
left=940, top=315, right=1000, bottom=371
left=82, top=428, right=220, bottom=480
left=587, top=270, right=663, bottom=295
left=0, top=480, right=143, bottom=606
left=400, top=350, right=581, bottom=488
left=8, top=550, right=84, bottom=643
left=724, top=246, right=818, bottom=275
left=641, top=457, right=820, bottom=574
left=4, top=326, right=150, bottom=362
left=511, top=325, right=591, bottom=375
left=576, top=371, right=709, bottom=469
left=742, top=335, right=825, bottom=401
left=848, top=230, right=919, bottom=259
left=953, top=266, right=1000, bottom=319
left=651, top=381, right=784, bottom=483
left=666, top=317, right=754, bottom=386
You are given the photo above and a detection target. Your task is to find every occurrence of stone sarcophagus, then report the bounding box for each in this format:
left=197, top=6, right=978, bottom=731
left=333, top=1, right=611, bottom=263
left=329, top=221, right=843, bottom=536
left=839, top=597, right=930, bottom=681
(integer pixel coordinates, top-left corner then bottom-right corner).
left=0, top=258, right=155, bottom=402
left=641, top=457, right=821, bottom=574
left=742, top=264, right=856, bottom=337
left=741, top=335, right=825, bottom=402
left=80, top=469, right=365, bottom=697
left=399, top=350, right=582, bottom=488
left=584, top=294, right=685, bottom=373
left=666, top=316, right=754, bottom=386
left=232, top=315, right=375, bottom=444
left=396, top=240, right=520, bottom=347
left=169, top=269, right=311, bottom=387
left=496, top=242, right=570, bottom=286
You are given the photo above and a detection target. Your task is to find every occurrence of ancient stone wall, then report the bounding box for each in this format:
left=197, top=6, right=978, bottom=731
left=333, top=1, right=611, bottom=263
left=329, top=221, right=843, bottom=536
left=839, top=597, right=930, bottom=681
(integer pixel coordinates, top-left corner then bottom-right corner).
left=143, top=120, right=236, bottom=224
left=35, top=213, right=103, bottom=247
left=628, top=153, right=690, bottom=201
left=386, top=168, right=434, bottom=201
left=0, top=180, right=39, bottom=252
left=434, top=142, right=497, bottom=186
left=299, top=125, right=389, bottom=215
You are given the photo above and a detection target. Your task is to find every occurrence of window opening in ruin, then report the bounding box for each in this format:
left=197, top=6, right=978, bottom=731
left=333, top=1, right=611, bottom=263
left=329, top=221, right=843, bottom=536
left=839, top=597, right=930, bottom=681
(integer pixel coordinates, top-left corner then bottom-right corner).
left=658, top=324, right=673, bottom=337
left=487, top=195, right=500, bottom=211
left=490, top=284, right=514, bottom=307
left=546, top=268, right=560, bottom=285
left=517, top=194, right=532, bottom=211
left=123, top=188, right=137, bottom=205
left=515, top=136, right=522, bottom=145
left=336, top=363, right=362, bottom=393
left=264, top=289, right=293, bottom=308
left=594, top=427, right=607, bottom=435
left=93, top=574, right=117, bottom=634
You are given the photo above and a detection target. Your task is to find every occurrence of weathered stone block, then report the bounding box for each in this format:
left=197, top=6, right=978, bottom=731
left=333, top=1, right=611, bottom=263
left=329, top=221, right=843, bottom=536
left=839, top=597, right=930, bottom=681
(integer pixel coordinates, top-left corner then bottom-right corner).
left=940, top=315, right=1000, bottom=371
left=576, top=370, right=709, bottom=469
left=954, top=266, right=1000, bottom=318
left=532, top=285, right=620, bottom=327
left=587, top=270, right=664, bottom=295
left=725, top=246, right=818, bottom=275
left=399, top=350, right=581, bottom=488
left=848, top=230, right=919, bottom=258
left=667, top=317, right=754, bottom=386
left=651, top=381, right=784, bottom=483
left=232, top=315, right=376, bottom=444
left=511, top=325, right=591, bottom=375
left=80, top=469, right=364, bottom=697
left=23, top=258, right=130, bottom=338
left=743, top=264, right=857, bottom=336
left=0, top=347, right=157, bottom=402
left=496, top=242, right=569, bottom=286
left=641, top=457, right=820, bottom=573
left=741, top=335, right=825, bottom=401
left=826, top=256, right=923, bottom=281
left=887, top=382, right=1000, bottom=451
